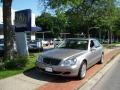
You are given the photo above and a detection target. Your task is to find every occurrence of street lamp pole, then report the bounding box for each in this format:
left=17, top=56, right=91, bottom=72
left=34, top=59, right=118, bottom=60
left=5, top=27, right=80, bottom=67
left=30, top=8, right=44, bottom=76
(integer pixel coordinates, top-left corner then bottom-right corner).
left=88, top=29, right=90, bottom=38
left=88, top=27, right=100, bottom=41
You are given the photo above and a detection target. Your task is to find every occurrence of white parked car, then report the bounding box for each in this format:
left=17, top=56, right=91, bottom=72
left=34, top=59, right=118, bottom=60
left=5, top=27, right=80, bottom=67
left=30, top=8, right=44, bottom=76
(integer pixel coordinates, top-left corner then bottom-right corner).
left=42, top=40, right=49, bottom=46
left=54, top=38, right=63, bottom=47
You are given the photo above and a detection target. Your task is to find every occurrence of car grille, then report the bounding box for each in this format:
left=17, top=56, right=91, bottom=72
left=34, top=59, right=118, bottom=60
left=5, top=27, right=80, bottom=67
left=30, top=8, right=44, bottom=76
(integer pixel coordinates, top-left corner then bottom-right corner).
left=43, top=57, right=61, bottom=65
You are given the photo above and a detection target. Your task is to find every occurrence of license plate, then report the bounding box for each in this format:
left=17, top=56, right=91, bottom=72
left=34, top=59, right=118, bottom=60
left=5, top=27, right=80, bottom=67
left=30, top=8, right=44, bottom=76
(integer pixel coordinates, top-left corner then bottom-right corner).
left=45, top=67, right=53, bottom=72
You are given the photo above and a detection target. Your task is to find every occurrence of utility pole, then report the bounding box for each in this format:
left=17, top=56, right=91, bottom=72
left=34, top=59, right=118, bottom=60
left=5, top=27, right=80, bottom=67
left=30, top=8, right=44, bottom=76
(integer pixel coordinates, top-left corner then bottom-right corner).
left=88, top=27, right=100, bottom=40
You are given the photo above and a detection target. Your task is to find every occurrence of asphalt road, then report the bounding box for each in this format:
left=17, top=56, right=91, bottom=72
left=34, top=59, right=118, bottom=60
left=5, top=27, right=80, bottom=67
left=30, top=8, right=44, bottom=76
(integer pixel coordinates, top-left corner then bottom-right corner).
left=92, top=55, right=120, bottom=90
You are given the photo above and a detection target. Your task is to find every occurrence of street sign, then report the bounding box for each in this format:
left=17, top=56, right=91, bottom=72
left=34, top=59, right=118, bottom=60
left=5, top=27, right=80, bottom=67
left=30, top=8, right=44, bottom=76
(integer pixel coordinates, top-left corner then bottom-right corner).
left=15, top=9, right=31, bottom=56
left=15, top=9, right=31, bottom=32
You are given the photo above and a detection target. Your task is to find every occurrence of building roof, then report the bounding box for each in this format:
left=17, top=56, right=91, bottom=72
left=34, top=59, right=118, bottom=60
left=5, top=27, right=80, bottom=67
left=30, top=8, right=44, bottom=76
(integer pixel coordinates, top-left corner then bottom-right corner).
left=0, top=23, right=42, bottom=32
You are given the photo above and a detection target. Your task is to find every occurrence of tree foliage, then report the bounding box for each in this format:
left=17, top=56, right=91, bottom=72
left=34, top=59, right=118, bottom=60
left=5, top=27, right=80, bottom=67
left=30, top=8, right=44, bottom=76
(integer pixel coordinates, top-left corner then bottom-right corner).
left=36, top=12, right=68, bottom=37
left=37, top=0, right=120, bottom=40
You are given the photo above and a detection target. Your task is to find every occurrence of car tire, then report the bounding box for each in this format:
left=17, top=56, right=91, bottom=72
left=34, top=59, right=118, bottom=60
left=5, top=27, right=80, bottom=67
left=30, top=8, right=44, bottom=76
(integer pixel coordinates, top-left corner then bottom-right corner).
left=98, top=54, right=104, bottom=64
left=77, top=61, right=87, bottom=80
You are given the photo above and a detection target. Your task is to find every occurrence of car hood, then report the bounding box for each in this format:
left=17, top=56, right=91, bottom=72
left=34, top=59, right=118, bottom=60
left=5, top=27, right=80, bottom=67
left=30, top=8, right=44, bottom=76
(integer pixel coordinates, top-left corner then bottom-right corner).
left=42, top=48, right=86, bottom=60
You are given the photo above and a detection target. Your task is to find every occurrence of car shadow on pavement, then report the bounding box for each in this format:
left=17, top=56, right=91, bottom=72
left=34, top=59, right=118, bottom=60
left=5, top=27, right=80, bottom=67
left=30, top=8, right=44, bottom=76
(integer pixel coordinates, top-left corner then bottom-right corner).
left=23, top=67, right=76, bottom=83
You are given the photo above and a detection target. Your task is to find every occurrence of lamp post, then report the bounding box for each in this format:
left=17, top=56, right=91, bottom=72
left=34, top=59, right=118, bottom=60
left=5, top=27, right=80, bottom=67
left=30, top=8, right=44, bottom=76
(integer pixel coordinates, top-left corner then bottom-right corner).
left=88, top=27, right=101, bottom=42
left=37, top=31, right=51, bottom=40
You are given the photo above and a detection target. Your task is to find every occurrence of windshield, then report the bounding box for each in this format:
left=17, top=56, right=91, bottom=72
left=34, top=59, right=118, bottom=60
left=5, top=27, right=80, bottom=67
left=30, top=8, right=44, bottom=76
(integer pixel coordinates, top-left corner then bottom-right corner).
left=58, top=39, right=88, bottom=50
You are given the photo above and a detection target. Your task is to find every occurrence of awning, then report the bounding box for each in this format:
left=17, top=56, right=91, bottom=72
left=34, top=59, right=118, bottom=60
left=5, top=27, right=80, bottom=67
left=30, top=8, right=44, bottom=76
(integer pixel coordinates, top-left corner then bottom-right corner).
left=0, top=24, right=42, bottom=32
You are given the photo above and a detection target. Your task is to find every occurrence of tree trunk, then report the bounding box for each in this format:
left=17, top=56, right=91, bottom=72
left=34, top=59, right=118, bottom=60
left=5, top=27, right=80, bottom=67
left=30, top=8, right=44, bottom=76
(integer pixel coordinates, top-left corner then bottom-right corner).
left=110, top=31, right=112, bottom=44
left=108, top=30, right=110, bottom=44
left=3, top=0, right=14, bottom=61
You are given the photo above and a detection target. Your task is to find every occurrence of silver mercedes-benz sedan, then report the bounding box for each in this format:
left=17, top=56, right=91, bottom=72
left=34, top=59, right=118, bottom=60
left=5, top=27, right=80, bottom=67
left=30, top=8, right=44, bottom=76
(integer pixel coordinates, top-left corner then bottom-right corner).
left=36, top=38, right=104, bottom=79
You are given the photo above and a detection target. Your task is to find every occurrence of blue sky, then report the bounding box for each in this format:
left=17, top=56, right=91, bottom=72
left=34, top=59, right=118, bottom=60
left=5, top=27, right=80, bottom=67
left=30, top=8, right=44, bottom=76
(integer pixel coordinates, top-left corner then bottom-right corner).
left=12, top=0, right=55, bottom=16
left=0, top=0, right=119, bottom=16
left=11, top=0, right=120, bottom=16
left=12, top=0, right=44, bottom=16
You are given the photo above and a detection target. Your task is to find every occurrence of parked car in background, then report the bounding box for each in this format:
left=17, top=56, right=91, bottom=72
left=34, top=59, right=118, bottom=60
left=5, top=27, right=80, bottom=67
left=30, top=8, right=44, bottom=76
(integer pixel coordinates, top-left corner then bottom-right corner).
left=42, top=40, right=49, bottom=46
left=48, top=39, right=53, bottom=45
left=28, top=40, right=43, bottom=52
left=53, top=38, right=63, bottom=48
left=36, top=38, right=104, bottom=80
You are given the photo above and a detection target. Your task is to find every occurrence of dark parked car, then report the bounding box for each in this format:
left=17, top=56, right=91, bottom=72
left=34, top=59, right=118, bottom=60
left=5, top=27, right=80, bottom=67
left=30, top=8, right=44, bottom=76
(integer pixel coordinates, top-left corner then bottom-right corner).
left=28, top=40, right=43, bottom=52
left=0, top=39, right=4, bottom=56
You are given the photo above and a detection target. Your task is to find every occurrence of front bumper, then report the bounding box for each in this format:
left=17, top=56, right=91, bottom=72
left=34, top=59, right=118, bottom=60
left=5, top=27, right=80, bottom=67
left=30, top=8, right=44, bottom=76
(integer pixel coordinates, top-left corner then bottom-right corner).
left=36, top=61, right=79, bottom=77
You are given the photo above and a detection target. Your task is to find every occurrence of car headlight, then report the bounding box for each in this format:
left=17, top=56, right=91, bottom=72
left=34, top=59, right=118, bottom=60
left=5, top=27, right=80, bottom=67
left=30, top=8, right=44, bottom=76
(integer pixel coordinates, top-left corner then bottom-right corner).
left=61, top=58, right=77, bottom=66
left=36, top=56, right=43, bottom=62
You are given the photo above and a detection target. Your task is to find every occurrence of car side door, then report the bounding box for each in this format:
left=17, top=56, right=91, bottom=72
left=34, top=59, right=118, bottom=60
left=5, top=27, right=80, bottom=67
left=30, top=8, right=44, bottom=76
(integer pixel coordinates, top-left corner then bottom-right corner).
left=87, top=40, right=97, bottom=67
left=93, top=40, right=103, bottom=62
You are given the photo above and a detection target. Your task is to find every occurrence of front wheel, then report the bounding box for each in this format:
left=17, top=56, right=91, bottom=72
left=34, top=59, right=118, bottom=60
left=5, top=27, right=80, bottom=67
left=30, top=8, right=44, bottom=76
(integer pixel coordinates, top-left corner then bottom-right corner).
left=77, top=61, right=87, bottom=80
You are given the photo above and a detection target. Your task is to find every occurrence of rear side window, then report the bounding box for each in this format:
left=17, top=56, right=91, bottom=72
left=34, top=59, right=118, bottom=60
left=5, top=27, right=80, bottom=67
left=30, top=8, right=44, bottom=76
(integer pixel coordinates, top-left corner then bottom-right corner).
left=93, top=40, right=101, bottom=48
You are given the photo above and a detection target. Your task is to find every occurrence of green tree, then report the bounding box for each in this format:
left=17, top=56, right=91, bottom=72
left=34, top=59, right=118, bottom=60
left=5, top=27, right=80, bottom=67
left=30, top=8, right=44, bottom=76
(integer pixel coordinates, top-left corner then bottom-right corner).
left=36, top=12, right=68, bottom=37
left=113, top=8, right=120, bottom=41
left=39, top=0, right=119, bottom=41
left=36, top=13, right=52, bottom=31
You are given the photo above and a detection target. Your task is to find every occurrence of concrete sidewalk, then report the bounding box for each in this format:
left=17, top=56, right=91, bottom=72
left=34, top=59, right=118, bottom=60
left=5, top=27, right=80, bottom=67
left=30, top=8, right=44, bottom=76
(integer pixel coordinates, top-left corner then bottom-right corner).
left=0, top=73, right=48, bottom=90
left=0, top=48, right=119, bottom=90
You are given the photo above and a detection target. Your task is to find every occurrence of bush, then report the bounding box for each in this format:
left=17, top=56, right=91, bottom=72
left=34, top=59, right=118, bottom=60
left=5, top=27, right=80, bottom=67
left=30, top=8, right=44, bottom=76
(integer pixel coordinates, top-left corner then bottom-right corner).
left=5, top=60, right=16, bottom=69
left=0, top=58, right=5, bottom=70
left=4, top=56, right=28, bottom=69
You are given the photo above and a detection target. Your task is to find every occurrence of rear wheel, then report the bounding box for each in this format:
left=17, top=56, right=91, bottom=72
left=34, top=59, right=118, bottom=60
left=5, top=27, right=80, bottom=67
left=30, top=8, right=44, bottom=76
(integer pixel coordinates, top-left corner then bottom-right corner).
left=77, top=61, right=87, bottom=80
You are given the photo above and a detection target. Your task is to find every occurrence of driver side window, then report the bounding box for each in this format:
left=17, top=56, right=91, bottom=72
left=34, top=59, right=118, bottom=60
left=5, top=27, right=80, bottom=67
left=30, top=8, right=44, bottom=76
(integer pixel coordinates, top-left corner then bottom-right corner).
left=90, top=40, right=95, bottom=48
